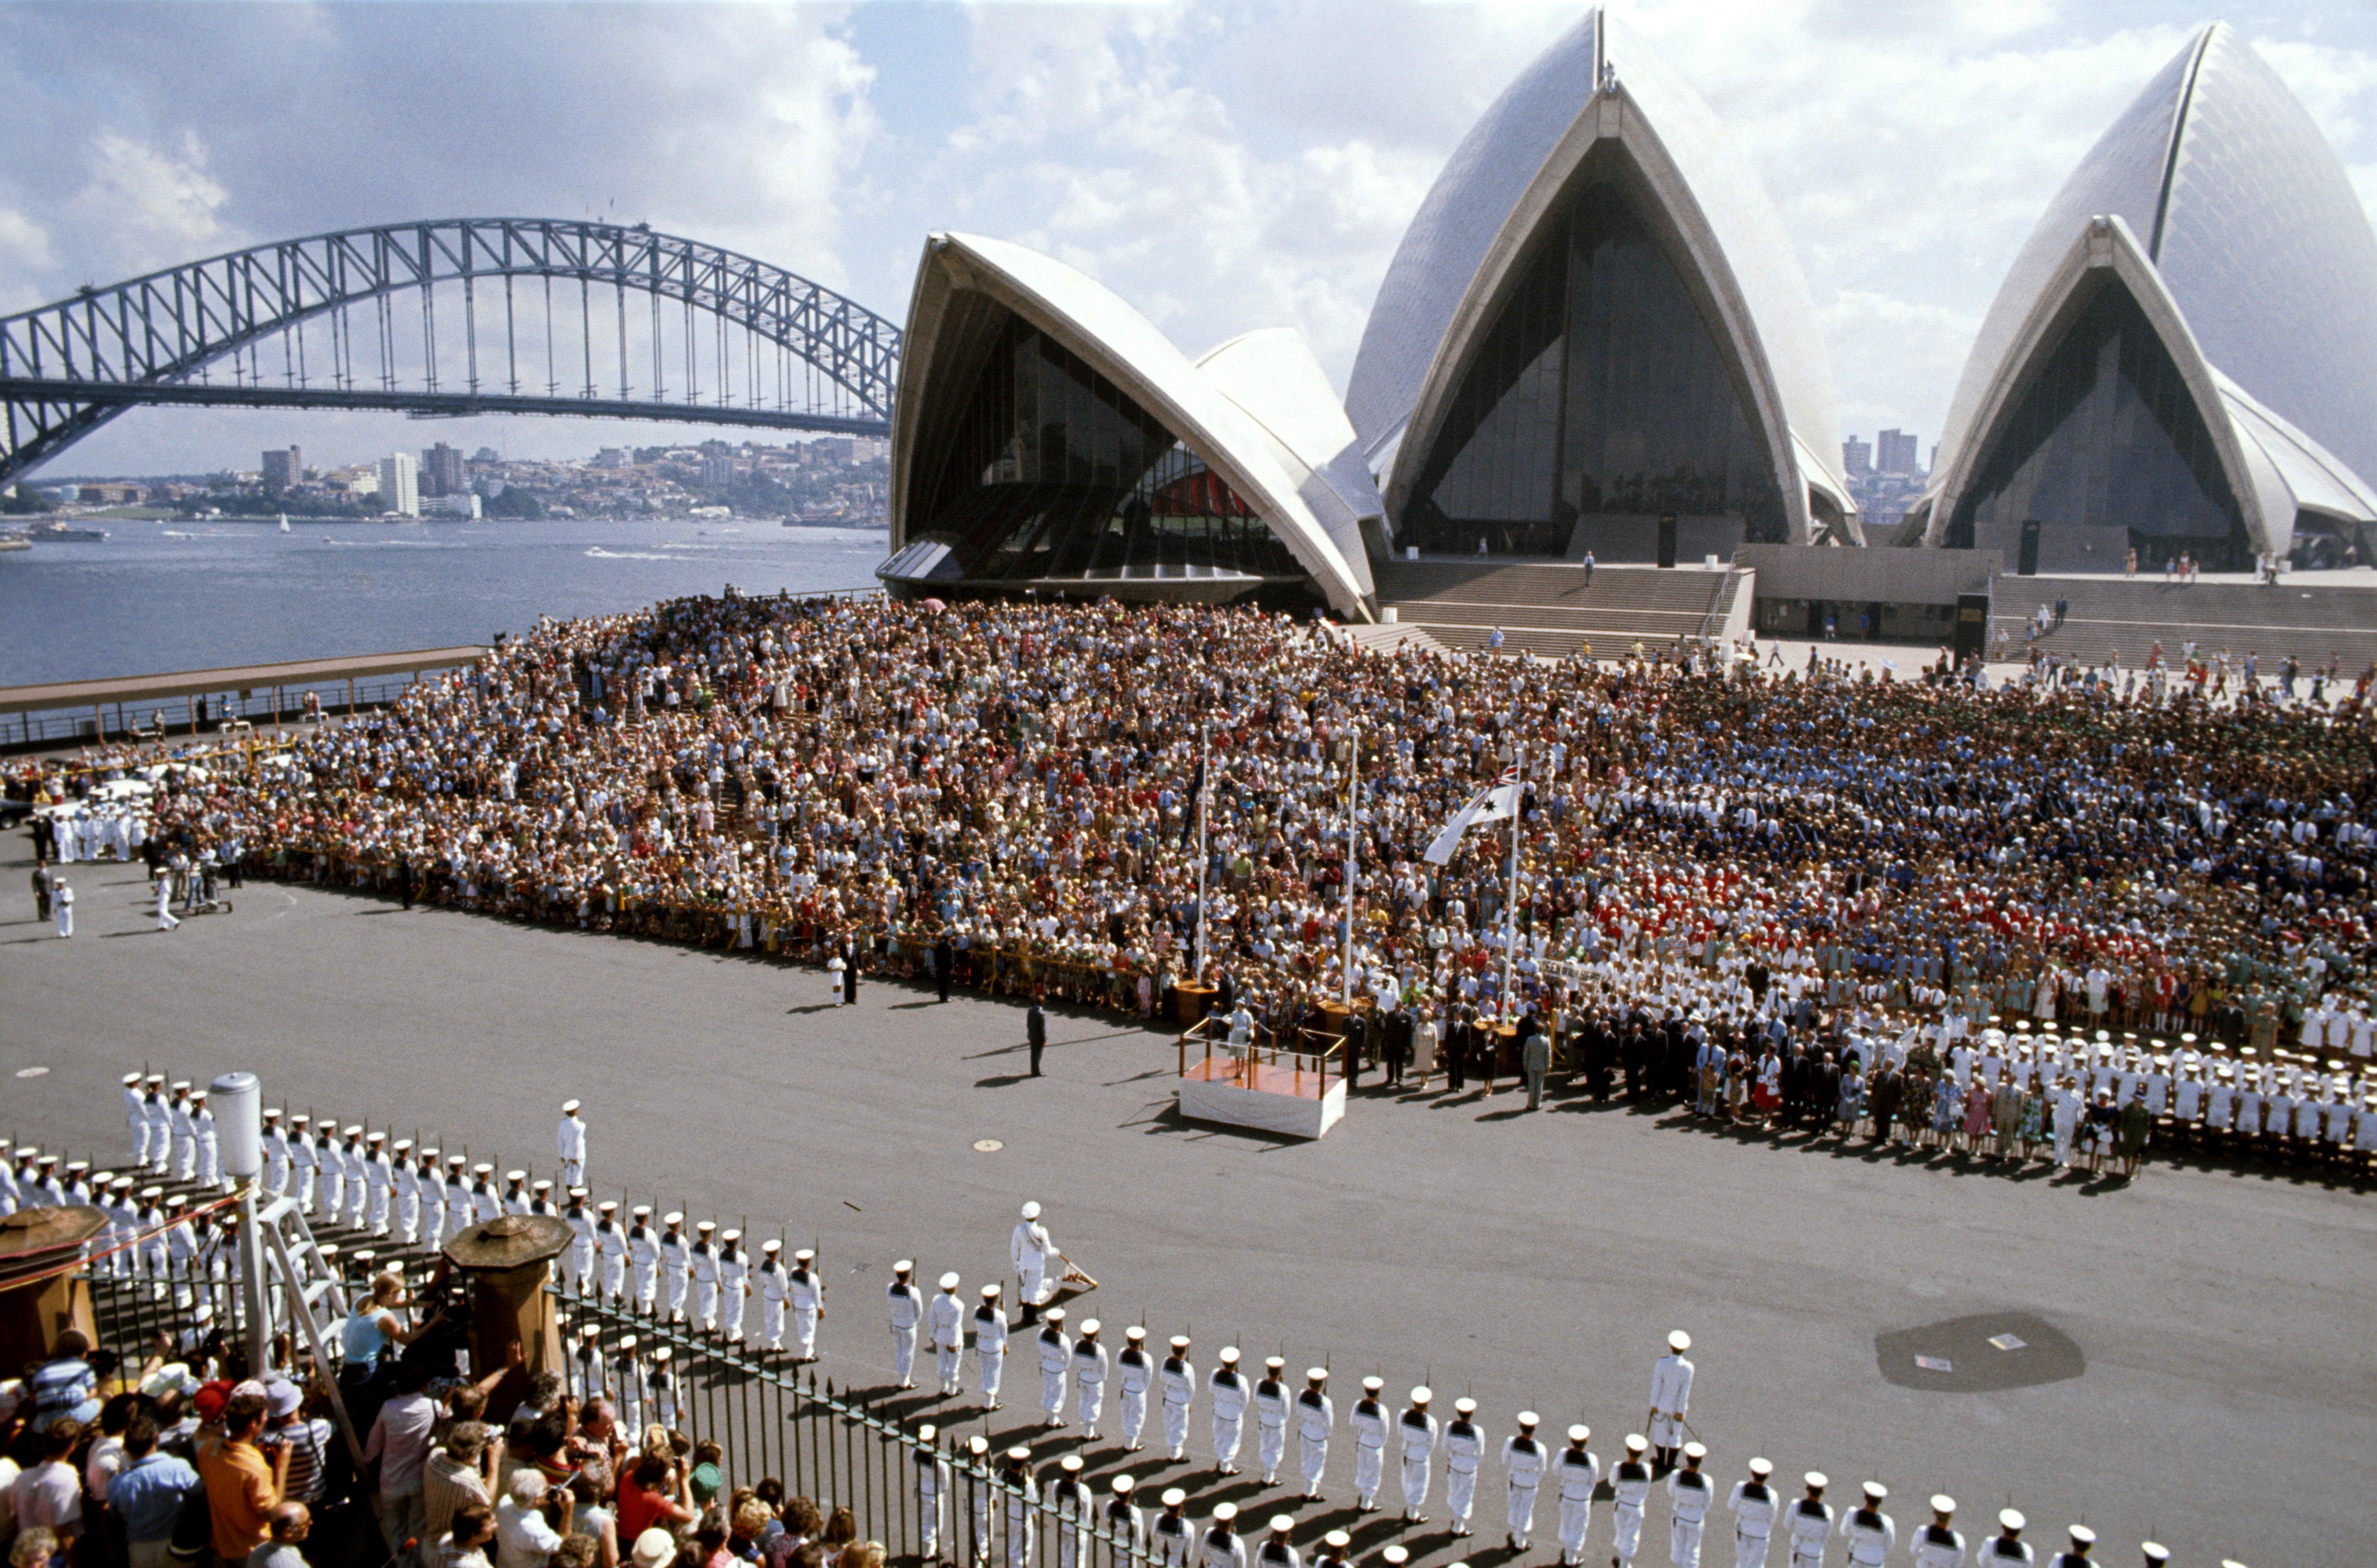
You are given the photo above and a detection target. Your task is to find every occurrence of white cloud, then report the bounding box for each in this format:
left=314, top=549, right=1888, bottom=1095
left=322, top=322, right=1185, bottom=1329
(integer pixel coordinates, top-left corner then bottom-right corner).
left=60, top=131, right=237, bottom=283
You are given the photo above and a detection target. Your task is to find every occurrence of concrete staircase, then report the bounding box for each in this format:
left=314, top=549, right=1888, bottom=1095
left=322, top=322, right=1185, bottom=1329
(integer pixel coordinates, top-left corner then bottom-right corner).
left=1990, top=573, right=2377, bottom=671
left=1370, top=558, right=1737, bottom=658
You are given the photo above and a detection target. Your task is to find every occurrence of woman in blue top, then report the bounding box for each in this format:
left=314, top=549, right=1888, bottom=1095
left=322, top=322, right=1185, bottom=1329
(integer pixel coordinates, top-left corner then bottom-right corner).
left=339, top=1271, right=444, bottom=1434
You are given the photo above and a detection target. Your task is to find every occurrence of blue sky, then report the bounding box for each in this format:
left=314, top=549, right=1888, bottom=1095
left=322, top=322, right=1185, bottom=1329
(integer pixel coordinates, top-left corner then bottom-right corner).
left=2, top=0, right=2371, bottom=476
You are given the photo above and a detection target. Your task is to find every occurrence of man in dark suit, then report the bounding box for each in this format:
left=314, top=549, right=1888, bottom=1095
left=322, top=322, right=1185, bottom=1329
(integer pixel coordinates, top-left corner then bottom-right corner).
left=1813, top=1050, right=1843, bottom=1134
left=1027, top=997, right=1047, bottom=1076
left=1343, top=1010, right=1368, bottom=1092
left=934, top=934, right=955, bottom=1003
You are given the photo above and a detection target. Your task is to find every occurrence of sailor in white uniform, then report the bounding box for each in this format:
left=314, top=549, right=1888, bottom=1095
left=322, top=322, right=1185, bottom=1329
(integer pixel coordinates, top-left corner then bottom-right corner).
left=1557, top=1425, right=1603, bottom=1567
left=1977, top=1510, right=2034, bottom=1566
left=756, top=1241, right=790, bottom=1349
left=1072, top=1318, right=1110, bottom=1438
left=1052, top=1455, right=1091, bottom=1568
left=1910, top=1496, right=1967, bottom=1568
left=790, top=1248, right=825, bottom=1360
left=1396, top=1386, right=1439, bottom=1523
left=1011, top=1201, right=1053, bottom=1309
left=718, top=1230, right=750, bottom=1341
left=626, top=1206, right=659, bottom=1309
left=1160, top=1336, right=1197, bottom=1461
left=191, top=1094, right=222, bottom=1189
left=963, top=1437, right=995, bottom=1565
left=142, top=1079, right=171, bottom=1177
left=1104, top=1476, right=1146, bottom=1559
left=1152, top=1489, right=1193, bottom=1568
left=1252, top=1358, right=1290, bottom=1484
left=570, top=1323, right=606, bottom=1403
left=1648, top=1331, right=1694, bottom=1472
left=1667, top=1443, right=1714, bottom=1568
left=1001, top=1447, right=1037, bottom=1568
left=594, top=1200, right=628, bottom=1300
left=556, top=1099, right=587, bottom=1188
left=1255, top=1515, right=1299, bottom=1568
left=1726, top=1458, right=1779, bottom=1568
left=1443, top=1396, right=1484, bottom=1535
left=1200, top=1502, right=1246, bottom=1568
left=974, top=1284, right=1009, bottom=1407
left=1501, top=1411, right=1545, bottom=1551
left=561, top=1188, right=594, bottom=1293
left=391, top=1139, right=420, bottom=1243
left=2043, top=1525, right=2095, bottom=1568
left=1784, top=1475, right=1834, bottom=1568
left=1116, top=1326, right=1154, bottom=1448
left=1036, top=1307, right=1073, bottom=1428
left=1209, top=1347, right=1248, bottom=1475
left=689, top=1221, right=722, bottom=1330
left=914, top=1424, right=952, bottom=1561
left=363, top=1135, right=394, bottom=1233
left=1610, top=1434, right=1653, bottom=1567
left=124, top=1073, right=151, bottom=1167
left=287, top=1113, right=316, bottom=1210
left=1294, top=1369, right=1333, bottom=1501
left=1350, top=1377, right=1388, bottom=1512
left=929, top=1272, right=966, bottom=1395
left=658, top=1213, right=691, bottom=1321
left=1840, top=1482, right=1894, bottom=1568
left=415, top=1146, right=444, bottom=1249
left=889, top=1261, right=925, bottom=1388
left=502, top=1170, right=531, bottom=1216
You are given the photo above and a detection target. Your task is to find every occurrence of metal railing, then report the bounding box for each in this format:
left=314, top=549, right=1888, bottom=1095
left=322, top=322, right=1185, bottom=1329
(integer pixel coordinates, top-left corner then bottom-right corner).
left=3, top=673, right=440, bottom=753
left=1174, top=1012, right=1344, bottom=1096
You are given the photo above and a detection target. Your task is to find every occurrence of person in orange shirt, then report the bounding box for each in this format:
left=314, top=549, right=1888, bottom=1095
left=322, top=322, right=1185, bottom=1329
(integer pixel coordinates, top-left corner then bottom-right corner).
left=194, top=1390, right=289, bottom=1564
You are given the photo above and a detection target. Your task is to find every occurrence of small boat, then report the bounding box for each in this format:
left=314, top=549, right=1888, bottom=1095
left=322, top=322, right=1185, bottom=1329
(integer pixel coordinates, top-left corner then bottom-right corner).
left=0, top=536, right=29, bottom=553
left=20, top=520, right=108, bottom=541
left=278, top=513, right=290, bottom=533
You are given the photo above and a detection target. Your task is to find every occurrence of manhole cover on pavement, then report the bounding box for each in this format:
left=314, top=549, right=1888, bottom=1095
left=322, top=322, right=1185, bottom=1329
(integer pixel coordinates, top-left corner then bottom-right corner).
left=13, top=1067, right=48, bottom=1078
left=1875, top=1313, right=2082, bottom=1393
left=973, top=1139, right=1003, bottom=1152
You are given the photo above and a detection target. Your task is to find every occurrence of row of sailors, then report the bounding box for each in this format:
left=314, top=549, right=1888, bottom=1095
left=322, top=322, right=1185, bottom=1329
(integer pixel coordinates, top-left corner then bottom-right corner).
left=559, top=1197, right=829, bottom=1356
left=902, top=1432, right=2142, bottom=1568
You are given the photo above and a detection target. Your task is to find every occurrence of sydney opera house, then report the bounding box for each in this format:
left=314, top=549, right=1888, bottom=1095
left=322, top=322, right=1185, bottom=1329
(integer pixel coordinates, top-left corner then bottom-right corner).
left=881, top=12, right=2377, bottom=623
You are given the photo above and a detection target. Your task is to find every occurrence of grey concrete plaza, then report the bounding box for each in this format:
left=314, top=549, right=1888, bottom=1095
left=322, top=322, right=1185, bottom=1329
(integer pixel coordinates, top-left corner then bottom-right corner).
left=4, top=844, right=2369, bottom=1566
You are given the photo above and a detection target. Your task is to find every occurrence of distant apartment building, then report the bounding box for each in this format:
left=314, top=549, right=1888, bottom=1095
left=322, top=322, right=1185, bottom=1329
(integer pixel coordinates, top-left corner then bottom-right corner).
left=260, top=446, right=302, bottom=491
left=420, top=492, right=482, bottom=519
left=1841, top=435, right=1872, bottom=475
left=378, top=452, right=420, bottom=516
left=592, top=447, right=630, bottom=470
left=1876, top=428, right=1922, bottom=474
left=699, top=454, right=736, bottom=488
left=420, top=441, right=466, bottom=497
left=77, top=482, right=144, bottom=505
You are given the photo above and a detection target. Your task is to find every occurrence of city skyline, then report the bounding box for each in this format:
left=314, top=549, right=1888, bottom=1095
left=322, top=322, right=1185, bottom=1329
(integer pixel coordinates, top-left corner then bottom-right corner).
left=0, top=1, right=2370, bottom=475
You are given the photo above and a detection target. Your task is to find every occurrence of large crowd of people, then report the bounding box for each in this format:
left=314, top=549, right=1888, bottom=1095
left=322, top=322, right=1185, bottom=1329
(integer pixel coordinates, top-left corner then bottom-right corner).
left=17, top=591, right=2375, bottom=1167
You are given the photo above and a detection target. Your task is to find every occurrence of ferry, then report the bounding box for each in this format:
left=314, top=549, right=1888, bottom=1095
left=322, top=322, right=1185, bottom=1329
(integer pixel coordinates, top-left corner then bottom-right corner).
left=18, top=519, right=109, bottom=541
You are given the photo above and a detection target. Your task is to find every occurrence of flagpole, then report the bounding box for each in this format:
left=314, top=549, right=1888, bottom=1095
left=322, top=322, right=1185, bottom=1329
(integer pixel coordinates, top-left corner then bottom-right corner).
left=1502, top=743, right=1521, bottom=1029
left=1192, top=722, right=1209, bottom=985
left=1342, top=726, right=1359, bottom=1012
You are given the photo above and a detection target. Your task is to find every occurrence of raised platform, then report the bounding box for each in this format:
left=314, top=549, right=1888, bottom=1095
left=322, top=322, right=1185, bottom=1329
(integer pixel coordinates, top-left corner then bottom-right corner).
left=1177, top=1055, right=1346, bottom=1139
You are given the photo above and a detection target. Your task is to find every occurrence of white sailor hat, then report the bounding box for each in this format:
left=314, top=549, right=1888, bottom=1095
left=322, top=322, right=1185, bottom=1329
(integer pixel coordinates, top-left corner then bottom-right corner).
left=1266, top=1516, right=1293, bottom=1534
left=123, top=1071, right=143, bottom=1085
left=146, top=1074, right=166, bottom=1085
left=394, top=1139, right=414, bottom=1153
left=1112, top=1476, right=1136, bottom=1495
left=1408, top=1384, right=1429, bottom=1403
left=580, top=1323, right=600, bottom=1339
left=108, top=1174, right=133, bottom=1190
left=171, top=1080, right=190, bottom=1091
left=533, top=1179, right=552, bottom=1192
left=1305, top=1366, right=1325, bottom=1381
left=1264, top=1355, right=1284, bottom=1372
left=469, top=1162, right=492, bottom=1176
left=2140, top=1543, right=2168, bottom=1565
left=64, top=1159, right=87, bottom=1174
left=918, top=1423, right=938, bottom=1442
left=450, top=1155, right=471, bottom=1169
left=1080, top=1319, right=1101, bottom=1335
left=1453, top=1397, right=1476, bottom=1415
left=794, top=1248, right=814, bottom=1263
left=969, top=1436, right=991, bottom=1455
left=1804, top=1473, right=1828, bottom=1491
left=696, top=1220, right=715, bottom=1233
left=139, top=1184, right=163, bottom=1200
left=419, top=1146, right=438, bottom=1160
left=941, top=1272, right=962, bottom=1289
left=1860, top=1482, right=1887, bottom=1502
left=2067, top=1527, right=2095, bottom=1546
left=985, top=1284, right=1005, bottom=1299
left=1219, top=1346, right=1239, bottom=1363
left=1681, top=1442, right=1705, bottom=1461
left=190, top=1090, right=208, bottom=1103
left=568, top=1187, right=588, bottom=1200
left=1322, top=1531, right=1349, bottom=1550
left=1060, top=1455, right=1083, bottom=1473
left=1624, top=1434, right=1647, bottom=1453
left=650, top=1346, right=672, bottom=1364
left=763, top=1239, right=783, bottom=1254
left=1043, top=1307, right=1066, bottom=1325
left=664, top=1210, right=684, bottom=1226
left=895, top=1258, right=914, bottom=1274
left=1160, top=1489, right=1186, bottom=1507
left=503, top=1167, right=523, bottom=1181
left=1211, top=1503, right=1237, bottom=1524
left=1381, top=1549, right=1409, bottom=1567
left=1748, top=1458, right=1772, bottom=1478
left=1667, top=1330, right=1691, bottom=1352
left=1362, top=1376, right=1384, bottom=1394
left=616, top=1334, right=638, bottom=1351
left=598, top=1200, right=618, bottom=1212
left=722, top=1229, right=741, bottom=1243
left=563, top=1100, right=581, bottom=1113
left=1930, top=1496, right=1955, bottom=1515
left=1005, top=1445, right=1032, bottom=1463
left=1566, top=1424, right=1589, bottom=1442
left=1020, top=1200, right=1042, bottom=1220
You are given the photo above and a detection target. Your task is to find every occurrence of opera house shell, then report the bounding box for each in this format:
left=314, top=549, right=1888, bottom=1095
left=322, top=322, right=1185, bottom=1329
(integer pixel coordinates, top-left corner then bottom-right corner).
left=879, top=232, right=1381, bottom=619
left=1916, top=23, right=2377, bottom=573
left=1346, top=8, right=1855, bottom=561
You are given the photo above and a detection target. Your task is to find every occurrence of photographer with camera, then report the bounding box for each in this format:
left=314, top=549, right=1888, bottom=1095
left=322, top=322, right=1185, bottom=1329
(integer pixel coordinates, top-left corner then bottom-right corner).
left=493, top=1468, right=572, bottom=1568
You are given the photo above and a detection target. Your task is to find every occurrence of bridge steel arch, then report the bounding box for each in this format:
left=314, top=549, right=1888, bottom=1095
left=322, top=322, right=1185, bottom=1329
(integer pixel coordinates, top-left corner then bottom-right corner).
left=0, top=217, right=901, bottom=486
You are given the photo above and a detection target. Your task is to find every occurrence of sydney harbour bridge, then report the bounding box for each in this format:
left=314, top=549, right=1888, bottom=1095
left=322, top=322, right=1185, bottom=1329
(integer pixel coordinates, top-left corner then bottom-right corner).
left=0, top=217, right=901, bottom=485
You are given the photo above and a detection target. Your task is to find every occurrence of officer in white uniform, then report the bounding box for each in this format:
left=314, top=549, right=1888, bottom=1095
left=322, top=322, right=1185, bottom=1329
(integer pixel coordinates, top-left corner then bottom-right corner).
left=1210, top=1348, right=1249, bottom=1474
left=1036, top=1307, right=1073, bottom=1428
left=756, top=1241, right=789, bottom=1349
left=1152, top=1489, right=1193, bottom=1568
left=915, top=1424, right=951, bottom=1561
left=1912, top=1496, right=1967, bottom=1568
left=790, top=1248, right=825, bottom=1360
left=1116, top=1326, right=1154, bottom=1448
left=974, top=1284, right=1009, bottom=1407
left=1610, top=1434, right=1653, bottom=1567
left=929, top=1272, right=967, bottom=1396
left=889, top=1261, right=925, bottom=1388
left=1649, top=1331, right=1695, bottom=1472
left=1841, top=1482, right=1894, bottom=1568
left=1396, top=1386, right=1439, bottom=1523
left=556, top=1099, right=587, bottom=1188
left=1977, top=1510, right=2033, bottom=1565
left=1502, top=1411, right=1545, bottom=1551
left=718, top=1230, right=750, bottom=1341
left=1350, top=1378, right=1388, bottom=1511
left=1726, top=1458, right=1778, bottom=1568
left=690, top=1221, right=723, bottom=1330
left=1550, top=1425, right=1607, bottom=1568
left=658, top=1213, right=691, bottom=1321
left=594, top=1200, right=628, bottom=1300
left=1668, top=1443, right=1713, bottom=1568
left=1785, top=1475, right=1833, bottom=1568
left=1160, top=1336, right=1197, bottom=1461
left=1104, top=1476, right=1146, bottom=1559
left=1295, top=1369, right=1333, bottom=1501
left=1255, top=1515, right=1298, bottom=1568
left=1011, top=1201, right=1053, bottom=1309
left=1443, top=1396, right=1484, bottom=1535
left=1253, top=1358, right=1290, bottom=1484
left=1200, top=1501, right=1246, bottom=1568
left=1073, top=1318, right=1110, bottom=1438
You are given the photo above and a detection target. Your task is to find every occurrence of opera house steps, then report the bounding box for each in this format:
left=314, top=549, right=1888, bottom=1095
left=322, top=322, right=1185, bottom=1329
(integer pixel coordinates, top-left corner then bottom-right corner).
left=1988, top=572, right=2377, bottom=671
left=1370, top=558, right=1735, bottom=657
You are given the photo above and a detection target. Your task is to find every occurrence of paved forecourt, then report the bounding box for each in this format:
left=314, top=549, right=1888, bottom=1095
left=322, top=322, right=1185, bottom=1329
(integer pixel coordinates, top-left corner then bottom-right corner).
left=3, top=845, right=2370, bottom=1566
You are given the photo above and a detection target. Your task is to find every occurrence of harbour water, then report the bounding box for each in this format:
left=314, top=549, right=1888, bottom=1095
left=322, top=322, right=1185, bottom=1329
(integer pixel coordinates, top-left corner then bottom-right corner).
left=0, top=515, right=884, bottom=685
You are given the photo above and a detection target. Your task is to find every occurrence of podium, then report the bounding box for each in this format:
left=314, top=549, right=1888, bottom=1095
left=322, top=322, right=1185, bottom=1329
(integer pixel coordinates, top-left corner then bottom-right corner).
left=1174, top=982, right=1217, bottom=1026
left=444, top=1215, right=571, bottom=1423
left=0, top=1208, right=104, bottom=1373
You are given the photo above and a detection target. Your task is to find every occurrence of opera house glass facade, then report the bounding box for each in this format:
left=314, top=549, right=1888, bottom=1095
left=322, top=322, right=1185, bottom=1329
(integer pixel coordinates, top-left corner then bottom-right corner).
left=890, top=319, right=1301, bottom=587
left=1403, top=174, right=1787, bottom=557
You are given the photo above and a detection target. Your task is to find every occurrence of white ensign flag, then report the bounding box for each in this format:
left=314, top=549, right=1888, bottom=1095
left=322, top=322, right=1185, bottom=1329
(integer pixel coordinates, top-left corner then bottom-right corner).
left=1423, top=766, right=1523, bottom=865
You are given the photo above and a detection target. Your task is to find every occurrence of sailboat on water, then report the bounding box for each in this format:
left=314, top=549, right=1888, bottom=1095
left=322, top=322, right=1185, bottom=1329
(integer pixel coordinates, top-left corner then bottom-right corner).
left=277, top=513, right=290, bottom=533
